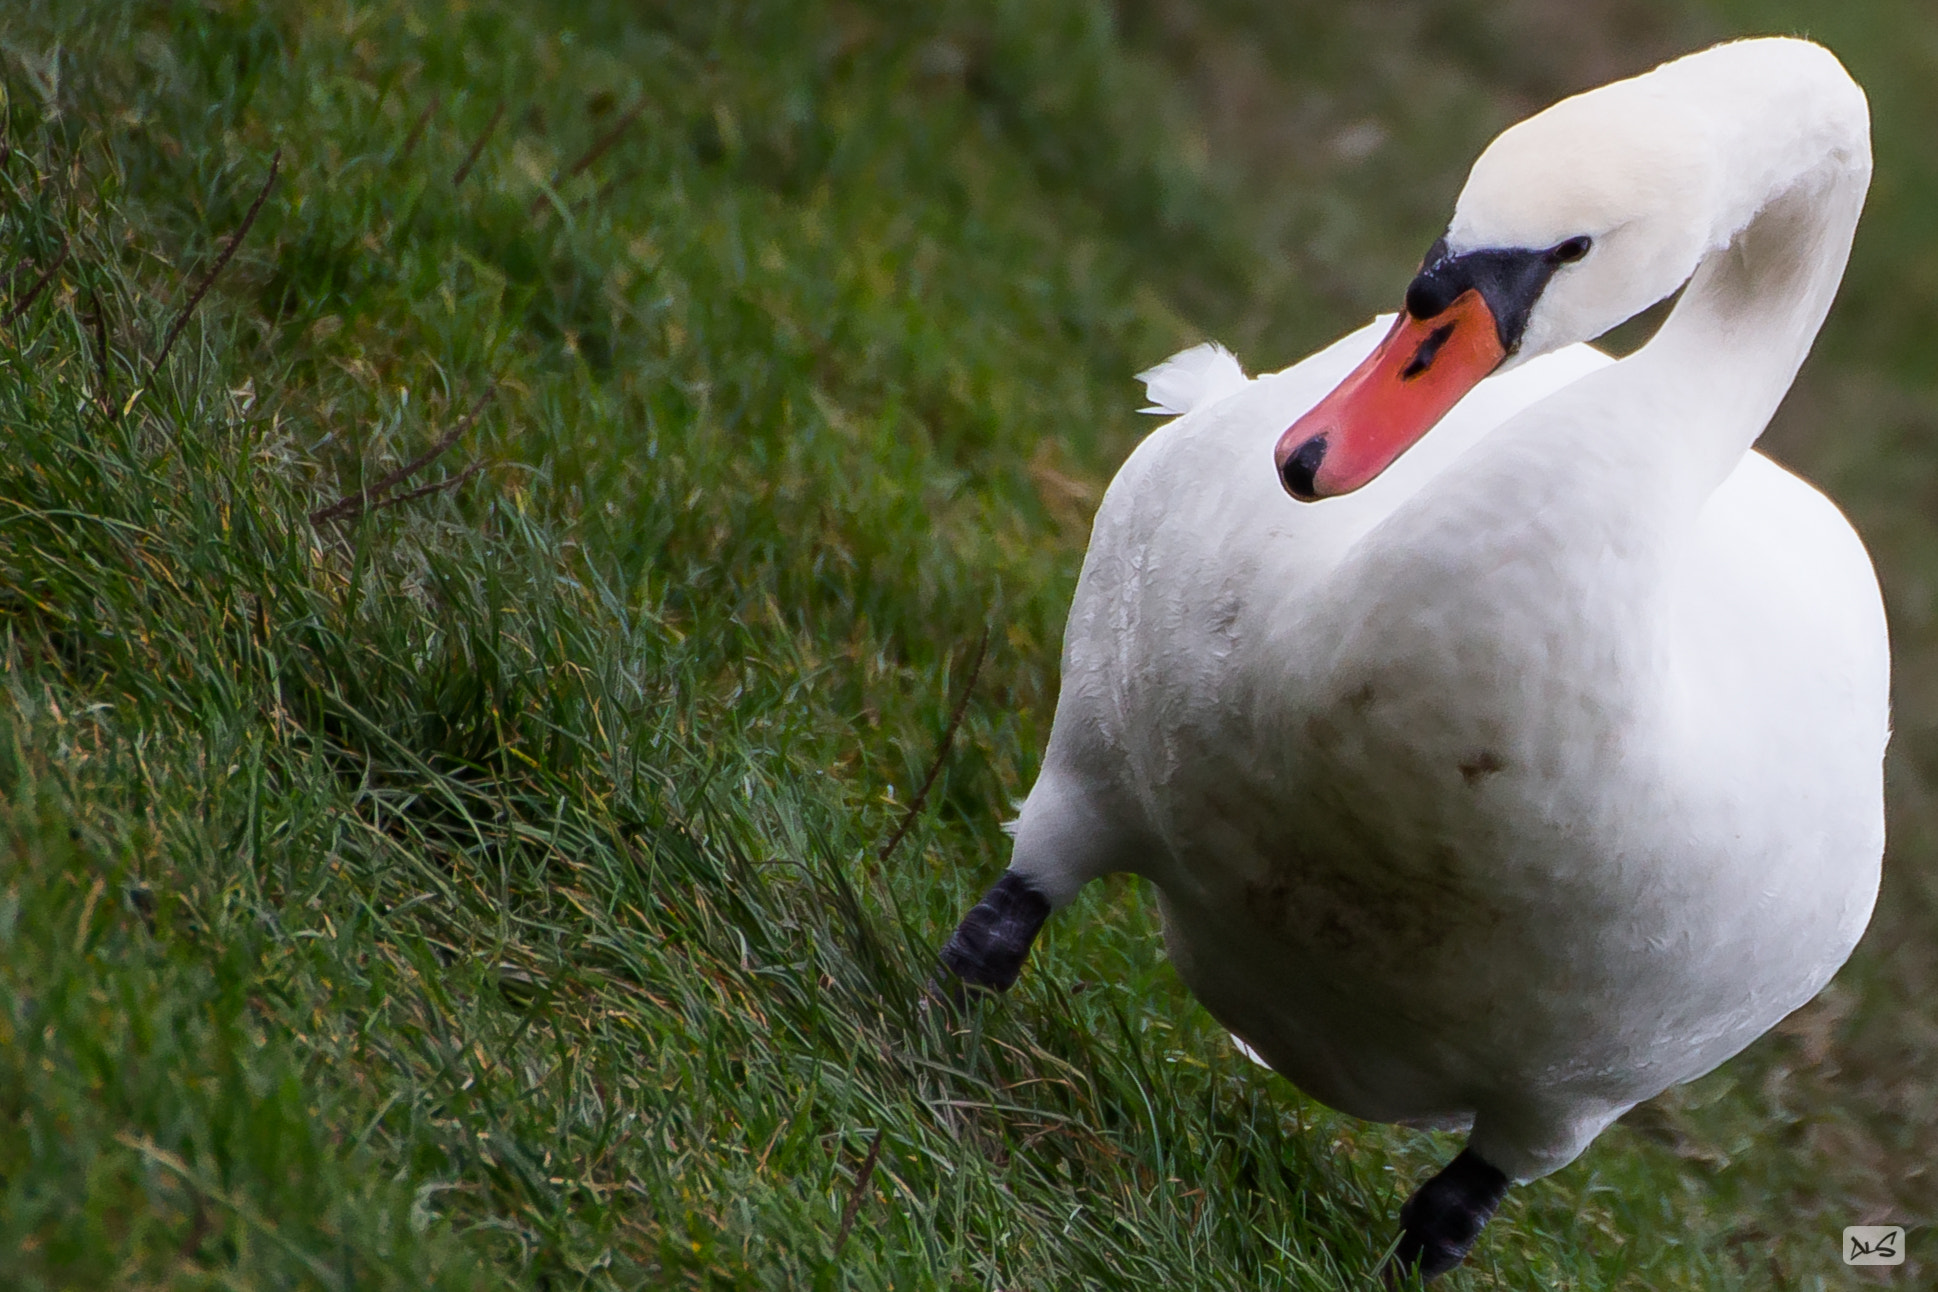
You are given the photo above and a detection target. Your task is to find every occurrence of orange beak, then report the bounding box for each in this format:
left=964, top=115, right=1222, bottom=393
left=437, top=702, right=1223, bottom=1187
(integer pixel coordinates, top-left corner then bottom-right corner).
left=1274, top=289, right=1507, bottom=500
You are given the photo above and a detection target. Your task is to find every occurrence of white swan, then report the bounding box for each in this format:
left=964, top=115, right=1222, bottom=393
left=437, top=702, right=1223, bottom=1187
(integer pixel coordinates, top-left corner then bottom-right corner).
left=939, top=36, right=1890, bottom=1279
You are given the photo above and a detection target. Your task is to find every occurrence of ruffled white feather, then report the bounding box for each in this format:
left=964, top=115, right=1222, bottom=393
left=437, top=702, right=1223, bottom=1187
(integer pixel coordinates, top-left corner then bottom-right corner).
left=1136, top=342, right=1248, bottom=416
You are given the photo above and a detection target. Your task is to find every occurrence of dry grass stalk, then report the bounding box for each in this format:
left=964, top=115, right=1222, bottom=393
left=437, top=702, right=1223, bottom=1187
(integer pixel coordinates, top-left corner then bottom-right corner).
left=451, top=101, right=504, bottom=187
left=831, top=1129, right=884, bottom=1260
left=402, top=92, right=440, bottom=159
left=529, top=99, right=647, bottom=215
left=151, top=150, right=281, bottom=375
left=309, top=383, right=496, bottom=526
left=2, top=240, right=70, bottom=329
left=878, top=627, right=989, bottom=863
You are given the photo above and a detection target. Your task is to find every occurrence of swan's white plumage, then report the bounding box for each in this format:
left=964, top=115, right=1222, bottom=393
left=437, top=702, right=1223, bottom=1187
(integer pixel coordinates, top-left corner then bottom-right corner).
left=1005, top=38, right=1889, bottom=1183
left=1136, top=341, right=1249, bottom=416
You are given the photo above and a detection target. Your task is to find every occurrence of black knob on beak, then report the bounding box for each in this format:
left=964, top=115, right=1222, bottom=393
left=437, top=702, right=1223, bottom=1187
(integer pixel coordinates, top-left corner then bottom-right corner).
left=1281, top=435, right=1328, bottom=500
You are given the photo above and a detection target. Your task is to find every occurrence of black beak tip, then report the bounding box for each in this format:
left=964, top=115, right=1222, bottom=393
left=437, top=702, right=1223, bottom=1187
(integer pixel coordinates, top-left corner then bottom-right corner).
left=1280, top=435, right=1327, bottom=501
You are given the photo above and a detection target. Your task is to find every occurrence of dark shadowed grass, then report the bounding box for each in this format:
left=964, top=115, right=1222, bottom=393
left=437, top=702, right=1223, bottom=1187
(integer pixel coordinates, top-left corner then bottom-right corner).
left=0, top=0, right=1932, bottom=1288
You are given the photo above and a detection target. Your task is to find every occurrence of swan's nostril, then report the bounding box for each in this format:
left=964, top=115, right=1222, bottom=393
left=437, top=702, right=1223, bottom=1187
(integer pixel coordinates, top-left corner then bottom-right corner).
left=1281, top=435, right=1328, bottom=500
left=1401, top=323, right=1457, bottom=380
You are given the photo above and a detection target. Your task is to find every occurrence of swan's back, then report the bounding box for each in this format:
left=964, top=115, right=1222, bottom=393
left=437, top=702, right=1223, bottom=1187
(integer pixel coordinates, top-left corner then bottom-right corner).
left=1666, top=448, right=1888, bottom=969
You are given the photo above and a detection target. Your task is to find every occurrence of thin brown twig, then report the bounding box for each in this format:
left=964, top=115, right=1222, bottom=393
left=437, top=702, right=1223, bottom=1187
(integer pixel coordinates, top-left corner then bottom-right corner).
left=309, top=383, right=496, bottom=526
left=586, top=165, right=640, bottom=213
left=450, top=100, right=503, bottom=187
left=1, top=240, right=69, bottom=329
left=365, top=459, right=485, bottom=515
left=529, top=98, right=647, bottom=216
left=831, top=1130, right=884, bottom=1261
left=401, top=92, right=439, bottom=160
left=151, top=150, right=281, bottom=375
left=878, top=627, right=991, bottom=863
left=177, top=1194, right=213, bottom=1262
left=567, top=98, right=647, bottom=179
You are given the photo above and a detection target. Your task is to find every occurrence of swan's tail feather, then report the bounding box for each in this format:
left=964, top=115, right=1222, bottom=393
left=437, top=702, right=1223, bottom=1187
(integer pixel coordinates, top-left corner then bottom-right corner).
left=1230, top=1033, right=1272, bottom=1069
left=1137, top=341, right=1248, bottom=416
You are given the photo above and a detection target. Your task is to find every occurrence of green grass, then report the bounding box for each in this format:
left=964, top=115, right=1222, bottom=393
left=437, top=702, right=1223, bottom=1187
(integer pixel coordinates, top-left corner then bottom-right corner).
left=0, top=0, right=1932, bottom=1287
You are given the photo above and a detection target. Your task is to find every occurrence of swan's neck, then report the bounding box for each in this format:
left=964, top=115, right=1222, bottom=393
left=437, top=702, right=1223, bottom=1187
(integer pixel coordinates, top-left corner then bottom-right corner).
left=1377, top=84, right=1870, bottom=681
left=1628, top=85, right=1869, bottom=501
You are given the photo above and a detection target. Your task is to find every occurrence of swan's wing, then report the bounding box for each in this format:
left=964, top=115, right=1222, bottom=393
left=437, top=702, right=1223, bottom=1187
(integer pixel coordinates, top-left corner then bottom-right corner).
left=1687, top=451, right=1890, bottom=752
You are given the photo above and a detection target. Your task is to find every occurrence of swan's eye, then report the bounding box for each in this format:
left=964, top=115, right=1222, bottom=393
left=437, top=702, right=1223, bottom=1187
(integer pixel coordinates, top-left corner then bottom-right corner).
left=1551, top=236, right=1592, bottom=264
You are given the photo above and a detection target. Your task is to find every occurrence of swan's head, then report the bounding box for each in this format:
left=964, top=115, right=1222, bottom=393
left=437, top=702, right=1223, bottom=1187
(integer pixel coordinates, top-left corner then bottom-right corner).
left=1450, top=88, right=1718, bottom=363
left=1275, top=61, right=1727, bottom=501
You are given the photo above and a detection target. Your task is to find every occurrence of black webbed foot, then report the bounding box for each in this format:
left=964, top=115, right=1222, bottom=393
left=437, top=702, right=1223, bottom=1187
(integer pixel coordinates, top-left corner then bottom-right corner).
left=1384, top=1148, right=1510, bottom=1283
left=936, top=871, right=1051, bottom=998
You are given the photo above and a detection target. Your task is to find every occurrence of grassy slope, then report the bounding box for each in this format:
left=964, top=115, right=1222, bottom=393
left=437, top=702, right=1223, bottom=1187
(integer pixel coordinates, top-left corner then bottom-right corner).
left=0, top=0, right=1929, bottom=1287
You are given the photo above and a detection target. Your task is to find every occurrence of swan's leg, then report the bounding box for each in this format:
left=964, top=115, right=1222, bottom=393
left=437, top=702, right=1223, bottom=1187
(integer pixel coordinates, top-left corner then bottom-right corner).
left=939, top=871, right=1051, bottom=992
left=937, top=768, right=1128, bottom=995
left=1384, top=1148, right=1510, bottom=1283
